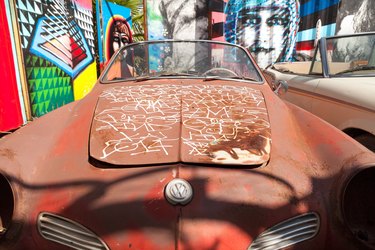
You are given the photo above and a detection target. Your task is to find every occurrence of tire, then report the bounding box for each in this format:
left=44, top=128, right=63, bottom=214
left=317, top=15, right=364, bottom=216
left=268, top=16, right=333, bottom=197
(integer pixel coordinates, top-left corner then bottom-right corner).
left=353, top=134, right=375, bottom=152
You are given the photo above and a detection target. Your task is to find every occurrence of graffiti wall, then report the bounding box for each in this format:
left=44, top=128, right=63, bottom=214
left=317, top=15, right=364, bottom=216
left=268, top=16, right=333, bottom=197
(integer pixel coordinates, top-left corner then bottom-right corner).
left=15, top=0, right=97, bottom=117
left=96, top=1, right=132, bottom=67
left=96, top=0, right=146, bottom=69
left=2, top=0, right=375, bottom=131
left=107, top=0, right=146, bottom=42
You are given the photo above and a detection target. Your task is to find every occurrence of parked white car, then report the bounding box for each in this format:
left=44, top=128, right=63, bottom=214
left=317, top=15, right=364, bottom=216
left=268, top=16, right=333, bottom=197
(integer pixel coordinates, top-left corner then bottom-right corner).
left=264, top=32, right=375, bottom=151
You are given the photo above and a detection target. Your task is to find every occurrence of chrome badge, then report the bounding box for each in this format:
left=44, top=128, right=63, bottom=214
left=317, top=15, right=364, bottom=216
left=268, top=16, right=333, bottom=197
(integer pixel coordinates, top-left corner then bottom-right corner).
left=164, top=178, right=193, bottom=205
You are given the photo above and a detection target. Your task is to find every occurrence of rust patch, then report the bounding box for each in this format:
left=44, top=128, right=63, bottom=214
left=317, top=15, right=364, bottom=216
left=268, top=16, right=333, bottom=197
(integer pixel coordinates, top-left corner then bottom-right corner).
left=208, top=128, right=270, bottom=160
left=0, top=148, right=16, bottom=161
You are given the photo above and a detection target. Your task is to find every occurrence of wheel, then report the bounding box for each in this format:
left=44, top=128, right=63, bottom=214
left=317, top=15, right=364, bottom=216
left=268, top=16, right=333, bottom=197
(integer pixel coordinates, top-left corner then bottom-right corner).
left=202, top=67, right=239, bottom=77
left=353, top=134, right=375, bottom=152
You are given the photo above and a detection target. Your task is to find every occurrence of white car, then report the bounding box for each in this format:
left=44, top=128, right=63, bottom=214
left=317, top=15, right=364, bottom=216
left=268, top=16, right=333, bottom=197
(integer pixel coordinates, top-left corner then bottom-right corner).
left=265, top=32, right=375, bottom=151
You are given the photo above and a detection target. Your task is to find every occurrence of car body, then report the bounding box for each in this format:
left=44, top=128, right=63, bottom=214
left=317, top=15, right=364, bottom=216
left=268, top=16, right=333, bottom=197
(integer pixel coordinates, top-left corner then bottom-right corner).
left=0, top=40, right=375, bottom=250
left=264, top=32, right=375, bottom=151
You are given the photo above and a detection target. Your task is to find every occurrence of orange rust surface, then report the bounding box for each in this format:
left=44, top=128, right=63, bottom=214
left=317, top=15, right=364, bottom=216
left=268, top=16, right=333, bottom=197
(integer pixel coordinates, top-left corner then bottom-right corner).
left=1, top=77, right=375, bottom=250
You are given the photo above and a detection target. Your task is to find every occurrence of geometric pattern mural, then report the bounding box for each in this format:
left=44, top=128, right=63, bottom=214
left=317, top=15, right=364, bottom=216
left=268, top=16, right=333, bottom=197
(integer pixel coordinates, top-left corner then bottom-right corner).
left=16, top=0, right=44, bottom=49
left=25, top=55, right=73, bottom=117
left=15, top=0, right=97, bottom=118
left=29, top=3, right=93, bottom=77
left=73, top=1, right=96, bottom=55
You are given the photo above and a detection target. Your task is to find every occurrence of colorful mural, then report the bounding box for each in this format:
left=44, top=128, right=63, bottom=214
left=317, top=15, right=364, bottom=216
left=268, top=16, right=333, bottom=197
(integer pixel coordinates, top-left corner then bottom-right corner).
left=209, top=0, right=343, bottom=67
left=96, top=1, right=132, bottom=66
left=15, top=0, right=97, bottom=117
left=295, top=0, right=340, bottom=58
left=2, top=0, right=375, bottom=130
left=108, top=0, right=146, bottom=42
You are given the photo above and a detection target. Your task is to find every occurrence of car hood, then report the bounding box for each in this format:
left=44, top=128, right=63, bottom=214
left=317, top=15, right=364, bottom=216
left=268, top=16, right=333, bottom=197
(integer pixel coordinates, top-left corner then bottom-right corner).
left=89, top=84, right=271, bottom=166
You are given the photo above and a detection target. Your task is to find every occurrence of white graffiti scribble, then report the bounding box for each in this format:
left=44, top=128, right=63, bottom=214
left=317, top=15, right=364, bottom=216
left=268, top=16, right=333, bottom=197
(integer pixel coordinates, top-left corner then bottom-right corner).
left=91, top=84, right=271, bottom=163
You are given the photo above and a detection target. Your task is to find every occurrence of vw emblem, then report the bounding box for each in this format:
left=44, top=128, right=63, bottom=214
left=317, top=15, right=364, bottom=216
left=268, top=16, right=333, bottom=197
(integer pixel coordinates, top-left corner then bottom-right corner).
left=164, top=178, right=193, bottom=205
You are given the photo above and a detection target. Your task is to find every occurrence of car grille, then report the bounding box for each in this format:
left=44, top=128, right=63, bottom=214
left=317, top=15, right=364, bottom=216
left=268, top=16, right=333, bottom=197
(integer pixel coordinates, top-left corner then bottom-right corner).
left=249, top=212, right=320, bottom=250
left=38, top=212, right=109, bottom=250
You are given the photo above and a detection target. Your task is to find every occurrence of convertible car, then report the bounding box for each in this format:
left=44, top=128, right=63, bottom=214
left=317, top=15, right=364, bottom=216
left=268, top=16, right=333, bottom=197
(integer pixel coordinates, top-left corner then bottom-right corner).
left=264, top=32, right=375, bottom=152
left=0, top=40, right=375, bottom=250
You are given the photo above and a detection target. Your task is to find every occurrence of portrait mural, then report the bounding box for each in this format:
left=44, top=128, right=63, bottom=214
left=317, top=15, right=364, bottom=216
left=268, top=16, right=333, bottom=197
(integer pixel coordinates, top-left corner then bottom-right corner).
left=210, top=0, right=346, bottom=66
left=224, top=0, right=300, bottom=68
left=96, top=1, right=133, bottom=69
left=105, top=17, right=133, bottom=61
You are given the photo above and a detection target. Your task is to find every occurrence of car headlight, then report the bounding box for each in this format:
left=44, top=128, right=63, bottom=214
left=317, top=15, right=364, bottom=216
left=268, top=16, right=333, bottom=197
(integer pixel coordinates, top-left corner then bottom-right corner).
left=0, top=173, right=14, bottom=237
left=343, top=166, right=375, bottom=248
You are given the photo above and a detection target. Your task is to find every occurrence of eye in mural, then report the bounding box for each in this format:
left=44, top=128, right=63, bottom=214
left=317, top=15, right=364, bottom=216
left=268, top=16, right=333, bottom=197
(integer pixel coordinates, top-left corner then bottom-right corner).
left=224, top=0, right=300, bottom=68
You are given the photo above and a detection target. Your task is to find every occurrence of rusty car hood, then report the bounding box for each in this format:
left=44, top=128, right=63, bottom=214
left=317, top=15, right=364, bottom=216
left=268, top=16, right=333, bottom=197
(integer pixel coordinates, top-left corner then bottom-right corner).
left=89, top=84, right=271, bottom=166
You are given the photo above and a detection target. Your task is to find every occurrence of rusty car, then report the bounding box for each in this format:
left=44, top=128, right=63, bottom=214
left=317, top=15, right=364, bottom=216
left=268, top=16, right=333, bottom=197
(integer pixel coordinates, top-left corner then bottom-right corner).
left=0, top=40, right=375, bottom=250
left=264, top=32, right=375, bottom=152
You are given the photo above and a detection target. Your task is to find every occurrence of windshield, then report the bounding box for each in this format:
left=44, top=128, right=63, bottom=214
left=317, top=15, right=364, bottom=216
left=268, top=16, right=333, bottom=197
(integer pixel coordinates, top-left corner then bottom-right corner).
left=101, top=40, right=263, bottom=83
left=326, top=33, right=375, bottom=76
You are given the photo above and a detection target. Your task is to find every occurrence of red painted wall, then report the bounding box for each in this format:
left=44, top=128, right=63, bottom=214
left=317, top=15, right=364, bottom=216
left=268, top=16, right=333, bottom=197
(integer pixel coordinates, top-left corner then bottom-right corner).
left=0, top=0, right=24, bottom=132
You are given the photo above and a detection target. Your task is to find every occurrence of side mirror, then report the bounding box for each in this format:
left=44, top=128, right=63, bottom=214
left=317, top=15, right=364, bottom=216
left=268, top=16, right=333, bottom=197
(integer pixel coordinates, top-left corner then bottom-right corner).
left=274, top=80, right=288, bottom=96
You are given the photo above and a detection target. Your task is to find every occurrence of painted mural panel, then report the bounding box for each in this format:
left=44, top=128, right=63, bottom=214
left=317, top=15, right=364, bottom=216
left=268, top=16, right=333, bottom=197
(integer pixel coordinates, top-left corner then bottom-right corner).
left=295, top=0, right=339, bottom=58
left=146, top=0, right=209, bottom=40
left=146, top=0, right=209, bottom=71
left=96, top=0, right=132, bottom=66
left=0, top=0, right=24, bottom=131
left=336, top=0, right=375, bottom=35
left=209, top=0, right=341, bottom=68
left=107, top=0, right=146, bottom=42
left=15, top=0, right=97, bottom=117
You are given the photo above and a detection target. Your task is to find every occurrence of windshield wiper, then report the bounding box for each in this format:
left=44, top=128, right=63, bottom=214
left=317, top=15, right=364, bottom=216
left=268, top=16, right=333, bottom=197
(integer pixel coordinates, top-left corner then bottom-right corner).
left=336, top=65, right=375, bottom=75
left=203, top=75, right=259, bottom=82
left=110, top=77, right=125, bottom=80
left=135, top=73, right=198, bottom=82
left=157, top=72, right=198, bottom=77
left=135, top=76, right=152, bottom=82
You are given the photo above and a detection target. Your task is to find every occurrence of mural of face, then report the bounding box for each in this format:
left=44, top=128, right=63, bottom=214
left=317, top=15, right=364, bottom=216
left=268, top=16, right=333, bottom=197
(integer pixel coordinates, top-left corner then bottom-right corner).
left=225, top=0, right=299, bottom=68
left=112, top=20, right=131, bottom=52
left=106, top=18, right=133, bottom=61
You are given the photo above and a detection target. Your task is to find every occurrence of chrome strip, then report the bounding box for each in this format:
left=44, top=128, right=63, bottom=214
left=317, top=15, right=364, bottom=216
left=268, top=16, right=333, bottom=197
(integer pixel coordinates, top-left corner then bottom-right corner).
left=38, top=212, right=109, bottom=250
left=287, top=86, right=375, bottom=114
left=249, top=212, right=320, bottom=250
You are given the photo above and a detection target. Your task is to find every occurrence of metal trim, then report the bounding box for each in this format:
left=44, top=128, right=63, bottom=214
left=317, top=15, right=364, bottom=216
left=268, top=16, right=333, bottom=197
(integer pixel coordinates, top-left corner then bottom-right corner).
left=249, top=212, right=320, bottom=250
left=38, top=212, right=109, bottom=250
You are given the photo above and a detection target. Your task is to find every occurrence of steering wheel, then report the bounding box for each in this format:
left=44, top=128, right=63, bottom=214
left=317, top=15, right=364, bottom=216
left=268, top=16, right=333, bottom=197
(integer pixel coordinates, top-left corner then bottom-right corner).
left=202, top=67, right=239, bottom=77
